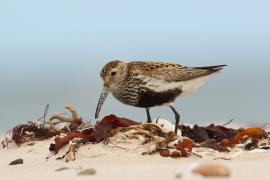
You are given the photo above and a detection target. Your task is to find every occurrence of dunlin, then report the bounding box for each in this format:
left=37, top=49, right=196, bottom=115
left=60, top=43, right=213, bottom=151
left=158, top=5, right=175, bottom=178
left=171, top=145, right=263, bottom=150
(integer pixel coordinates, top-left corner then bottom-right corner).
left=95, top=60, right=226, bottom=133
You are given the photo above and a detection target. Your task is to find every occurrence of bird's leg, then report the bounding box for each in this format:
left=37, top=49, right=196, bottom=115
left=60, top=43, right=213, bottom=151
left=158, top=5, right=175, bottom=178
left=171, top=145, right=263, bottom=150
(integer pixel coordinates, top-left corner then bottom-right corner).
left=145, top=108, right=152, bottom=123
left=169, top=105, right=180, bottom=134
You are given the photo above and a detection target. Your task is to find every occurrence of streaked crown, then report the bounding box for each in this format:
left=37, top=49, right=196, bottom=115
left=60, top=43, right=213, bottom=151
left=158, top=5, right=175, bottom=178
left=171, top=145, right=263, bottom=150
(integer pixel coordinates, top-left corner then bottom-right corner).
left=100, top=60, right=125, bottom=87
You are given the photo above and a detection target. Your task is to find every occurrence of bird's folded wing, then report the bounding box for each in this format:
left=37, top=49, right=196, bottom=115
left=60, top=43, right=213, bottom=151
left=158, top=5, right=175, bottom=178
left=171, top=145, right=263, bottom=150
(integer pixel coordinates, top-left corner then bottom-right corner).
left=128, top=61, right=226, bottom=82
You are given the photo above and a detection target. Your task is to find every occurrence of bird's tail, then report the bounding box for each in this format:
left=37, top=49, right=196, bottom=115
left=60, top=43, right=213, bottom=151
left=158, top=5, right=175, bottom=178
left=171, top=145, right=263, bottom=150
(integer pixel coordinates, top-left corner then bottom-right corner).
left=194, top=65, right=227, bottom=72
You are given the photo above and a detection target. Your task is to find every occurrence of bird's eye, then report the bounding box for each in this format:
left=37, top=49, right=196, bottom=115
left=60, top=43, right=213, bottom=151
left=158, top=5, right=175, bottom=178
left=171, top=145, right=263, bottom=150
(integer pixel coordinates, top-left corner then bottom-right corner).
left=111, top=71, right=116, bottom=76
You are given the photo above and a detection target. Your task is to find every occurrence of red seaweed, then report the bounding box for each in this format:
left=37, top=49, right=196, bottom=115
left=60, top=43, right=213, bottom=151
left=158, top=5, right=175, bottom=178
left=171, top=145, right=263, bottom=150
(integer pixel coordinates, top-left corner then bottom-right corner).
left=50, top=114, right=140, bottom=154
left=219, top=128, right=267, bottom=147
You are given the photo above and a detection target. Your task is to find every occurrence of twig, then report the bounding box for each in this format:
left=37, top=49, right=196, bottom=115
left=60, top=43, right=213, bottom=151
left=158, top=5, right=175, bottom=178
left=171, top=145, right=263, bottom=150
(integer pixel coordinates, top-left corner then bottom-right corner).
left=222, top=118, right=234, bottom=127
left=36, top=104, right=49, bottom=126
left=213, top=157, right=231, bottom=160
left=189, top=152, right=203, bottom=158
left=64, top=105, right=78, bottom=122
left=106, top=144, right=147, bottom=150
left=77, top=153, right=107, bottom=159
left=5, top=138, right=9, bottom=148
left=155, top=116, right=160, bottom=123
left=43, top=104, right=49, bottom=125
left=48, top=104, right=82, bottom=133
left=49, top=113, right=71, bottom=132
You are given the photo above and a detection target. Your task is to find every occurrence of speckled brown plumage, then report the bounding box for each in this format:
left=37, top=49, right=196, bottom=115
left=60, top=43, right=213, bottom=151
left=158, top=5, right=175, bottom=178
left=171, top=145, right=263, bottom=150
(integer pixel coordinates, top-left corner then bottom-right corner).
left=95, top=60, right=226, bottom=133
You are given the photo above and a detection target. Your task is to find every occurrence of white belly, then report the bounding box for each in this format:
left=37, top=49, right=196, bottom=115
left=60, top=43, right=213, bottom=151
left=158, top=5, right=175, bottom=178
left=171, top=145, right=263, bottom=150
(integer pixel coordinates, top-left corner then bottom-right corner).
left=179, top=74, right=214, bottom=97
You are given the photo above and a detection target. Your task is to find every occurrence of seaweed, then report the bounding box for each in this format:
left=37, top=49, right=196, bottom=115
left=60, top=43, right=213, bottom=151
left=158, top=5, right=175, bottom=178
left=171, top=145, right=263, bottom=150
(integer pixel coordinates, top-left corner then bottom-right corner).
left=50, top=114, right=140, bottom=154
left=11, top=123, right=57, bottom=145
left=4, top=104, right=269, bottom=161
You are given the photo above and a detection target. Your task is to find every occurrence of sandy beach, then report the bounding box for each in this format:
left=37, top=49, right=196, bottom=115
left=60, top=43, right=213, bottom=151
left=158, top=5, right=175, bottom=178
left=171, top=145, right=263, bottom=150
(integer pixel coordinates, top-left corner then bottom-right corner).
left=1, top=135, right=270, bottom=180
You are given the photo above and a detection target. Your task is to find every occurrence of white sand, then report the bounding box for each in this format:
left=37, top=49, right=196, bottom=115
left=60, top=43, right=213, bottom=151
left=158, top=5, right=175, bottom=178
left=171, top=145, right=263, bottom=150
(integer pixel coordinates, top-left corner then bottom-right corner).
left=1, top=137, right=270, bottom=180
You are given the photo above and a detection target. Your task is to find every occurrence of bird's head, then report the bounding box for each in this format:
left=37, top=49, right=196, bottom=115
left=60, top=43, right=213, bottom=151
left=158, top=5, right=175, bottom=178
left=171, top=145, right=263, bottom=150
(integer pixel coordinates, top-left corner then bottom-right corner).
left=100, top=60, right=126, bottom=87
left=95, top=60, right=126, bottom=119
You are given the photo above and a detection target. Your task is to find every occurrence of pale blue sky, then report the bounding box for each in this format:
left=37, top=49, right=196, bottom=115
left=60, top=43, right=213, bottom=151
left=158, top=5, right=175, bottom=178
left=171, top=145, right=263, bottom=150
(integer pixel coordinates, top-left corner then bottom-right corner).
left=0, top=0, right=269, bottom=132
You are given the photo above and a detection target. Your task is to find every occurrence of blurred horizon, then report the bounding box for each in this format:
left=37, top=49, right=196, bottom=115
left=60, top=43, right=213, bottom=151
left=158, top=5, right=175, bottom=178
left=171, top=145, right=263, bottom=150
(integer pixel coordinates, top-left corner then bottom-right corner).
left=0, top=0, right=269, bottom=132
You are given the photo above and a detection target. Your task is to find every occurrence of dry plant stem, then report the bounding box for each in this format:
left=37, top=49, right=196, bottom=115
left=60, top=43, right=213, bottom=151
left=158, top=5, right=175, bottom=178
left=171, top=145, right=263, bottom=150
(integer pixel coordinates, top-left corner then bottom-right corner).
left=107, top=144, right=151, bottom=151
left=48, top=104, right=80, bottom=133
left=133, top=129, right=156, bottom=139
left=5, top=138, right=9, bottom=148
left=43, top=104, right=49, bottom=126
left=35, top=104, right=50, bottom=126
left=214, top=157, right=231, bottom=160
left=77, top=153, right=107, bottom=159
left=64, top=104, right=78, bottom=122
left=189, top=152, right=203, bottom=158
left=222, top=119, right=234, bottom=127
left=49, top=113, right=71, bottom=132
left=65, top=141, right=78, bottom=162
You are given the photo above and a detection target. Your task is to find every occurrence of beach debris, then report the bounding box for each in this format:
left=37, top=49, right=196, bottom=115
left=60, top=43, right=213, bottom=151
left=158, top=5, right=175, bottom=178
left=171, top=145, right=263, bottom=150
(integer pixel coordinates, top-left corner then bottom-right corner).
left=10, top=123, right=57, bottom=145
left=55, top=167, right=69, bottom=172
left=171, top=151, right=181, bottom=158
left=65, top=139, right=81, bottom=162
left=244, top=138, right=259, bottom=151
left=1, top=139, right=8, bottom=148
left=55, top=155, right=66, bottom=160
left=175, top=173, right=183, bottom=179
left=213, top=157, right=231, bottom=160
left=26, top=142, right=36, bottom=146
left=77, top=168, right=96, bottom=176
left=179, top=124, right=268, bottom=153
left=108, top=121, right=187, bottom=158
left=49, top=114, right=140, bottom=154
left=142, top=135, right=193, bottom=158
left=109, top=123, right=167, bottom=145
left=200, top=139, right=229, bottom=152
left=179, top=124, right=238, bottom=143
left=192, top=163, right=230, bottom=177
left=4, top=103, right=270, bottom=161
left=154, top=118, right=182, bottom=135
left=48, top=105, right=85, bottom=133
left=261, top=146, right=270, bottom=150
left=9, top=158, right=24, bottom=166
left=2, top=104, right=57, bottom=147
left=160, top=149, right=170, bottom=157
left=50, top=132, right=90, bottom=154
left=220, top=128, right=267, bottom=147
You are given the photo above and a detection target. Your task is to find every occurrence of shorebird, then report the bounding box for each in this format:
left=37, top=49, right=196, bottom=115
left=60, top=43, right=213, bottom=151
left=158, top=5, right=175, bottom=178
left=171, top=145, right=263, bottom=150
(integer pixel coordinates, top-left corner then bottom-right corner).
left=95, top=60, right=226, bottom=133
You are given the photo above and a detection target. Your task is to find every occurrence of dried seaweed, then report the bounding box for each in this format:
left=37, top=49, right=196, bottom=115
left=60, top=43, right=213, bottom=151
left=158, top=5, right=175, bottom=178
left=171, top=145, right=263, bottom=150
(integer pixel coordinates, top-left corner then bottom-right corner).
left=200, top=139, right=229, bottom=152
left=179, top=124, right=238, bottom=143
left=50, top=114, right=140, bottom=154
left=4, top=103, right=270, bottom=162
left=11, top=123, right=57, bottom=145
left=244, top=138, right=259, bottom=151
left=219, top=128, right=267, bottom=147
left=179, top=124, right=269, bottom=152
left=143, top=139, right=194, bottom=158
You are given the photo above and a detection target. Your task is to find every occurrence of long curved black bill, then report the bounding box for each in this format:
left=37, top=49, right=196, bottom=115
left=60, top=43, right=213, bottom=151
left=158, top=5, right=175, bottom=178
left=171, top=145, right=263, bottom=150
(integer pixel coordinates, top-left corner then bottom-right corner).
left=95, top=85, right=110, bottom=119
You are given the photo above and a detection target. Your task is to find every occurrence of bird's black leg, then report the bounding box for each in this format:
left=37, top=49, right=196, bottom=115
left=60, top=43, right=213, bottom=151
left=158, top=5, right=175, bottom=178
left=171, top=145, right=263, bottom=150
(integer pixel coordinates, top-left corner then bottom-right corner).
left=146, top=108, right=152, bottom=123
left=169, top=105, right=180, bottom=134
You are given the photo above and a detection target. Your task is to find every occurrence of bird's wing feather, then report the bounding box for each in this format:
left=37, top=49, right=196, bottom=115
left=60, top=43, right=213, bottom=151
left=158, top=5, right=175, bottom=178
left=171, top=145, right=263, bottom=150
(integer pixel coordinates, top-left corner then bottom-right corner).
left=128, top=61, right=226, bottom=82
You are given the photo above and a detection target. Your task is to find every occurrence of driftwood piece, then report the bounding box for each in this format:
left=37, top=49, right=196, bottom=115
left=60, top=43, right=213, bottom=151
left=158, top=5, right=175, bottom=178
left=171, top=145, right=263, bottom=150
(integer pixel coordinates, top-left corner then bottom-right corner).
left=48, top=105, right=84, bottom=133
